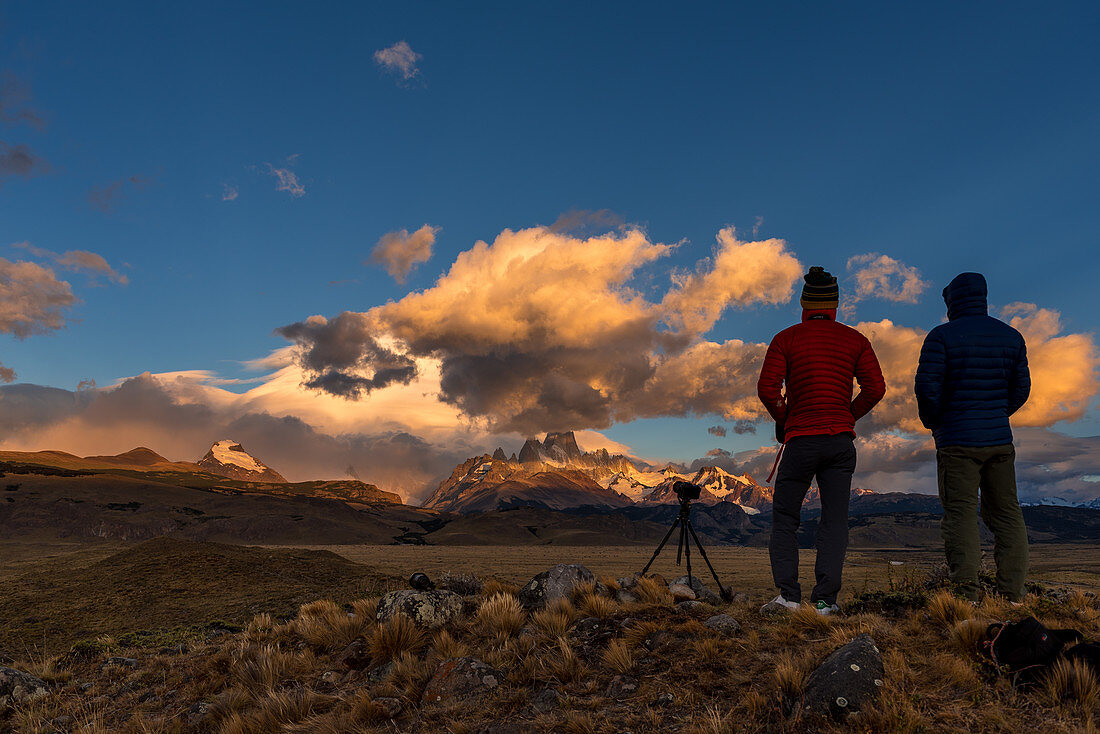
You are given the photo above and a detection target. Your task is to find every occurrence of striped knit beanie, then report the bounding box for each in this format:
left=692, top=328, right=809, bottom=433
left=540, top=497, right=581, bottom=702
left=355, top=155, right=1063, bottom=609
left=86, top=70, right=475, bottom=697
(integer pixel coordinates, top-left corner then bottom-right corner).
left=800, top=266, right=839, bottom=310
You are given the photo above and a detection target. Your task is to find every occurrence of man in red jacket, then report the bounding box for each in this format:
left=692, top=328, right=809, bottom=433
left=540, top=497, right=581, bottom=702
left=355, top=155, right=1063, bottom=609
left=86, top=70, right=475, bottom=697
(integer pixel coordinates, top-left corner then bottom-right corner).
left=757, top=266, right=886, bottom=615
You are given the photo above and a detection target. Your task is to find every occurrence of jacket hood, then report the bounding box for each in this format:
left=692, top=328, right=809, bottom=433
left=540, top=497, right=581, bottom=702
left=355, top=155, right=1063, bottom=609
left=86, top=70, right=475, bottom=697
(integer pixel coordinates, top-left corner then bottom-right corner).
left=943, top=272, right=988, bottom=320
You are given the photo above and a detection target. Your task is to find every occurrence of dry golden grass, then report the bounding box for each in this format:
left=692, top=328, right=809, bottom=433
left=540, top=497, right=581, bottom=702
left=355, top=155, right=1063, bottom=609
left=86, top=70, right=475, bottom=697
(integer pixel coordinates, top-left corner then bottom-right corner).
left=475, top=592, right=527, bottom=637
left=772, top=650, right=809, bottom=709
left=788, top=603, right=834, bottom=633
left=531, top=597, right=577, bottom=638
left=1043, top=657, right=1100, bottom=712
left=232, top=643, right=302, bottom=695
left=244, top=612, right=277, bottom=643
left=632, top=575, right=673, bottom=605
left=949, top=618, right=988, bottom=654
left=351, top=597, right=380, bottom=622
left=293, top=599, right=370, bottom=650
left=429, top=629, right=470, bottom=661
left=369, top=614, right=427, bottom=663
left=481, top=578, right=518, bottom=598
left=600, top=638, right=634, bottom=674
left=577, top=590, right=616, bottom=619
left=928, top=590, right=976, bottom=627
left=541, top=636, right=586, bottom=684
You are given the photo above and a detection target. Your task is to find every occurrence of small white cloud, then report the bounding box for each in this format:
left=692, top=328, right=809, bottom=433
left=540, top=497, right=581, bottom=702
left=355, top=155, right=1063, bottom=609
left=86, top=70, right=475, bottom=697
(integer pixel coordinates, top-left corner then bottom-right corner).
left=265, top=161, right=305, bottom=198
left=846, top=253, right=928, bottom=304
left=221, top=183, right=239, bottom=201
left=373, top=41, right=422, bottom=83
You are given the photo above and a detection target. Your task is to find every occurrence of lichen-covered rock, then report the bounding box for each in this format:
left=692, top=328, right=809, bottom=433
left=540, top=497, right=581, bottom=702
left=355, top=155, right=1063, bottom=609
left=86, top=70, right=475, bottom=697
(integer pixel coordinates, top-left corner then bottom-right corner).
left=376, top=589, right=464, bottom=628
left=421, top=657, right=503, bottom=706
left=799, top=634, right=885, bottom=721
left=672, top=575, right=722, bottom=605
left=0, top=667, right=48, bottom=711
left=704, top=613, right=741, bottom=634
left=373, top=696, right=402, bottom=718
left=517, top=564, right=596, bottom=610
left=675, top=600, right=704, bottom=611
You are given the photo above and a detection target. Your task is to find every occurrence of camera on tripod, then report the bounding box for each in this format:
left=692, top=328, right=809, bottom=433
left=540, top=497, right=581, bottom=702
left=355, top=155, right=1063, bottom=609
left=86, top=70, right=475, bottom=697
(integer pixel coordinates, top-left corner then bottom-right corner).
left=672, top=480, right=701, bottom=502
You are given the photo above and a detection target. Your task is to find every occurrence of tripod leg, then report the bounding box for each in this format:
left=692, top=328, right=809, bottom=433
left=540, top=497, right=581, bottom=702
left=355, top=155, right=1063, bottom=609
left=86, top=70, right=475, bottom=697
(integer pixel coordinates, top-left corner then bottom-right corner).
left=686, top=519, right=728, bottom=597
left=683, top=520, right=693, bottom=585
left=640, top=517, right=680, bottom=576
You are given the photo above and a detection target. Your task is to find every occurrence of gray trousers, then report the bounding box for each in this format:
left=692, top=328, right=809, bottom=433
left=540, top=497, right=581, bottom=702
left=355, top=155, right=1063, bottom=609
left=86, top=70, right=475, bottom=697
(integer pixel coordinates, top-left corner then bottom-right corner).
left=769, top=434, right=856, bottom=605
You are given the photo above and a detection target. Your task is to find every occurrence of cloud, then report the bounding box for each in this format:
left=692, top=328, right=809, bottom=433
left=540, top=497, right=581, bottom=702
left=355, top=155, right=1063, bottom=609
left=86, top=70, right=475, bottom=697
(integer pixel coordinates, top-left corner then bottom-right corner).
left=13, top=242, right=129, bottom=285
left=279, top=223, right=805, bottom=434
left=845, top=253, right=928, bottom=306
left=87, top=175, right=151, bottom=213
left=0, top=72, right=44, bottom=129
left=0, top=140, right=49, bottom=184
left=368, top=224, right=439, bottom=283
left=265, top=161, right=305, bottom=197
left=1001, top=303, right=1100, bottom=427
left=660, top=227, right=803, bottom=335
left=0, top=257, right=77, bottom=338
left=373, top=41, right=422, bottom=82
left=221, top=183, right=238, bottom=201
left=0, top=362, right=14, bottom=383
left=708, top=425, right=726, bottom=437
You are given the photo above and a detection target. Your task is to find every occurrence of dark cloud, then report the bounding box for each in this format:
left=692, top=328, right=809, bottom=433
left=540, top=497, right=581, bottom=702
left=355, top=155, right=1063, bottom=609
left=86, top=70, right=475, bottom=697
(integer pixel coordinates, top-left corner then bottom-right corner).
left=707, top=425, right=727, bottom=437
left=0, top=72, right=44, bottom=129
left=0, top=140, right=49, bottom=184
left=276, top=313, right=418, bottom=399
left=368, top=225, right=439, bottom=283
left=0, top=362, right=15, bottom=383
left=87, top=175, right=152, bottom=213
left=732, top=420, right=757, bottom=435
left=548, top=209, right=626, bottom=236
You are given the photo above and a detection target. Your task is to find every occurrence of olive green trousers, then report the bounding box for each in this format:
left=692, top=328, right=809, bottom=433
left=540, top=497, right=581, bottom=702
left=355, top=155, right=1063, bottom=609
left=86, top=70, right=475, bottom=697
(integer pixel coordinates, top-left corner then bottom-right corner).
left=937, top=444, right=1029, bottom=601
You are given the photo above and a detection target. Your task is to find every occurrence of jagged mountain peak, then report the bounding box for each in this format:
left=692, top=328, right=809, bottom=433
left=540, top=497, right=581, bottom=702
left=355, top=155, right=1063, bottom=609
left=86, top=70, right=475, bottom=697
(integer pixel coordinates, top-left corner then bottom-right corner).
left=197, top=439, right=287, bottom=483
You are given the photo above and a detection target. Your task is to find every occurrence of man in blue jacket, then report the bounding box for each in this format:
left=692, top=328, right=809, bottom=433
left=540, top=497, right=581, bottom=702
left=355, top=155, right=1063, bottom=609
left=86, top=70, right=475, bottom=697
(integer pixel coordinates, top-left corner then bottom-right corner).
left=915, top=272, right=1031, bottom=602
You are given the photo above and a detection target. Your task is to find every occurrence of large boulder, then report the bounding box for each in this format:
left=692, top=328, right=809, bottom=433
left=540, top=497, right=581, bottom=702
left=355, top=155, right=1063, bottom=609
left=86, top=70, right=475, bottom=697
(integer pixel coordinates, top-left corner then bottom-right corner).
left=421, top=657, right=503, bottom=706
left=799, top=634, right=885, bottom=721
left=376, top=589, right=464, bottom=629
left=0, top=667, right=48, bottom=711
left=517, top=564, right=596, bottom=610
left=671, top=575, right=722, bottom=605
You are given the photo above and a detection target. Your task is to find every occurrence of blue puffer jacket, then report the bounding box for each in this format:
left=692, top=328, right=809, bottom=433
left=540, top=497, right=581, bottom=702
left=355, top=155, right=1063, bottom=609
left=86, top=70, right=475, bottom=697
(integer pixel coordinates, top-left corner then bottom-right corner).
left=914, top=272, right=1030, bottom=448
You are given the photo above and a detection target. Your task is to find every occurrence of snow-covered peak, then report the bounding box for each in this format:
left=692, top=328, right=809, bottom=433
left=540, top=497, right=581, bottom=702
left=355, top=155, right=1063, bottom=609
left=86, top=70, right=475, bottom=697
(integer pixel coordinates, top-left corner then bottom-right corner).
left=210, top=439, right=264, bottom=473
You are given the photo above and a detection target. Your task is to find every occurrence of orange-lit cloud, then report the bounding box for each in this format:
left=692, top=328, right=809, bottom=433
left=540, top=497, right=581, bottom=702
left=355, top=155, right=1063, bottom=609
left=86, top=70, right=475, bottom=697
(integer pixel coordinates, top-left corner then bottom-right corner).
left=846, top=253, right=928, bottom=304
left=368, top=224, right=440, bottom=283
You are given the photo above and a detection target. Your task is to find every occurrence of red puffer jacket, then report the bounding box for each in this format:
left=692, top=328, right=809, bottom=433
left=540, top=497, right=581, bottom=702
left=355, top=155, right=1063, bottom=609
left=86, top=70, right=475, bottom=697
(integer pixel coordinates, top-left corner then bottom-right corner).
left=757, top=309, right=886, bottom=441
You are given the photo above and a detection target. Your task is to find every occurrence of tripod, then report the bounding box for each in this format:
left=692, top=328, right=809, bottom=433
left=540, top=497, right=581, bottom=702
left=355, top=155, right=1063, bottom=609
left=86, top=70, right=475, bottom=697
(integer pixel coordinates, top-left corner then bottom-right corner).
left=640, top=483, right=732, bottom=601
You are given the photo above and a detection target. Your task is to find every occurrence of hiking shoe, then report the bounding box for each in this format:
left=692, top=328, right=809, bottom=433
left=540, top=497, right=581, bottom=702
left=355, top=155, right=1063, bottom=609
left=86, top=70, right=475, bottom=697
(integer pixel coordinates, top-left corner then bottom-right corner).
left=760, top=595, right=800, bottom=614
left=813, top=600, right=840, bottom=616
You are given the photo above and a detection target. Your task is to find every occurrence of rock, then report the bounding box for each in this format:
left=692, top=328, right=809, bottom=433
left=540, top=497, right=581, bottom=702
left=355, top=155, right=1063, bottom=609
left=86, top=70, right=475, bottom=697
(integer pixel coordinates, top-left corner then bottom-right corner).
left=530, top=686, right=561, bottom=712
left=615, top=588, right=640, bottom=604
left=653, top=691, right=675, bottom=708
left=606, top=674, right=639, bottom=699
left=337, top=638, right=371, bottom=670
left=675, top=600, right=703, bottom=611
left=373, top=696, right=402, bottom=718
left=668, top=583, right=696, bottom=601
left=51, top=715, right=74, bottom=727
left=704, top=614, right=742, bottom=634
left=799, top=634, right=885, bottom=721
left=636, top=572, right=667, bottom=588
left=421, top=657, right=503, bottom=706
left=101, top=656, right=139, bottom=669
left=672, top=575, right=722, bottom=605
left=517, top=564, right=596, bottom=610
left=569, top=617, right=617, bottom=656
left=321, top=671, right=340, bottom=683
left=617, top=577, right=635, bottom=590
left=367, top=661, right=395, bottom=684
left=376, top=589, right=464, bottom=629
left=0, top=666, right=48, bottom=710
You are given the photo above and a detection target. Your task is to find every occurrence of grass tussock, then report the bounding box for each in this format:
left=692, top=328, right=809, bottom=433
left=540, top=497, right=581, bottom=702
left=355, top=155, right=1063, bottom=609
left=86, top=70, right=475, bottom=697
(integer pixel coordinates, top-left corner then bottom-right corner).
left=789, top=604, right=834, bottom=633
left=369, top=615, right=427, bottom=663
left=577, top=590, right=616, bottom=619
left=429, top=629, right=469, bottom=662
left=632, top=575, right=673, bottom=605
left=475, top=592, right=527, bottom=637
left=294, top=599, right=369, bottom=650
left=949, top=618, right=988, bottom=654
left=928, top=590, right=975, bottom=628
left=1043, top=657, right=1100, bottom=712
left=481, top=578, right=518, bottom=598
left=532, top=597, right=577, bottom=638
left=601, top=638, right=634, bottom=674
left=542, top=636, right=586, bottom=684
left=772, top=650, right=810, bottom=709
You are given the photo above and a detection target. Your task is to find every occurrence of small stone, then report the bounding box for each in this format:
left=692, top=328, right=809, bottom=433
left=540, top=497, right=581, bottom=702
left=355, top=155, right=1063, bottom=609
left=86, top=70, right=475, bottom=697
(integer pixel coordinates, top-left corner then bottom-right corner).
left=137, top=691, right=158, bottom=704
left=530, top=686, right=560, bottom=712
left=704, top=614, right=742, bottom=634
left=672, top=576, right=722, bottom=605
left=668, top=583, right=696, bottom=601
left=615, top=588, right=640, bottom=604
left=653, top=691, right=675, bottom=707
left=675, top=600, right=703, bottom=611
left=337, top=638, right=371, bottom=670
left=367, top=661, right=395, bottom=684
left=101, top=657, right=139, bottom=669
left=373, top=696, right=402, bottom=718
left=606, top=674, right=639, bottom=699
left=321, top=671, right=339, bottom=683
left=51, top=715, right=74, bottom=727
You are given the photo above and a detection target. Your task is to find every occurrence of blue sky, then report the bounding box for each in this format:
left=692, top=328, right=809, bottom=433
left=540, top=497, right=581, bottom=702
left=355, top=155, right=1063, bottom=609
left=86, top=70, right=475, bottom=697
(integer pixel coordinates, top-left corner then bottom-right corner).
left=1, top=1, right=1098, bottom=488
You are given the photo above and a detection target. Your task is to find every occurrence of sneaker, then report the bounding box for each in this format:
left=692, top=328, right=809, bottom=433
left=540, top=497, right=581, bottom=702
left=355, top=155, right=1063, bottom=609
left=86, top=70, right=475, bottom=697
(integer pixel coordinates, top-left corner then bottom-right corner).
left=760, top=595, right=800, bottom=613
left=813, top=600, right=840, bottom=616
